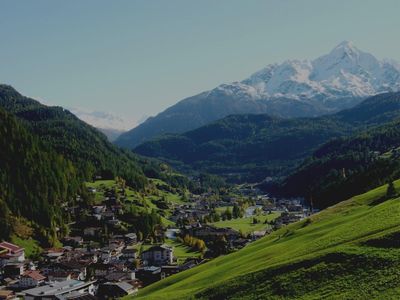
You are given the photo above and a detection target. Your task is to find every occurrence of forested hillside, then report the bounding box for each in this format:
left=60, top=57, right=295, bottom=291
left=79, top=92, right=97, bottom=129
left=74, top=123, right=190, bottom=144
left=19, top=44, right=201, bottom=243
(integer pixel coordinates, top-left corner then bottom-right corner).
left=0, top=84, right=147, bottom=189
left=0, top=85, right=223, bottom=246
left=0, top=107, right=83, bottom=244
left=280, top=120, right=400, bottom=208
left=135, top=92, right=400, bottom=182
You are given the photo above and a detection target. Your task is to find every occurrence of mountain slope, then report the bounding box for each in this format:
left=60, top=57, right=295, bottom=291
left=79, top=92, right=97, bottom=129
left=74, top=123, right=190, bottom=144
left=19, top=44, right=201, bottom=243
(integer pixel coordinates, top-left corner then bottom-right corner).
left=0, top=107, right=82, bottom=241
left=131, top=180, right=400, bottom=299
left=116, top=41, right=400, bottom=148
left=280, top=118, right=400, bottom=208
left=0, top=84, right=147, bottom=189
left=134, top=92, right=400, bottom=182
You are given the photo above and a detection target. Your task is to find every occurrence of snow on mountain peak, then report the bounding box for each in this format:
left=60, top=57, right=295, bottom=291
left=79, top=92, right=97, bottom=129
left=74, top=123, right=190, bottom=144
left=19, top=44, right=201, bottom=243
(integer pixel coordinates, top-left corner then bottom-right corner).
left=213, top=41, right=400, bottom=101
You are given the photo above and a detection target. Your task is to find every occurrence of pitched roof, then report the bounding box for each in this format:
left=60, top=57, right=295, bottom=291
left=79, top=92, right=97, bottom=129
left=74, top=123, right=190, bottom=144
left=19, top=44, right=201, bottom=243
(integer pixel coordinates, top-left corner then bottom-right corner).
left=143, top=244, right=172, bottom=253
left=0, top=290, right=13, bottom=297
left=0, top=241, right=23, bottom=253
left=23, top=270, right=46, bottom=281
left=103, top=282, right=134, bottom=293
left=116, top=281, right=134, bottom=292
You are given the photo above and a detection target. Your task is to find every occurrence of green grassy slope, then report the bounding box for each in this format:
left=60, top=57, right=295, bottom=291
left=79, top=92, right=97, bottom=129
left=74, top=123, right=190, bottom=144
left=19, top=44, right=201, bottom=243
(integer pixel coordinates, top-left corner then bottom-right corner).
left=131, top=180, right=400, bottom=299
left=212, top=213, right=280, bottom=234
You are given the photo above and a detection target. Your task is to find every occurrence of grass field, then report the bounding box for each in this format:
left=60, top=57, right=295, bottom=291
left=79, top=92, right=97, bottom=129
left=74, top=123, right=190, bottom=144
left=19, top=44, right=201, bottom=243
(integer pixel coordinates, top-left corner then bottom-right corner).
left=12, top=236, right=42, bottom=259
left=130, top=180, right=400, bottom=299
left=85, top=179, right=115, bottom=204
left=165, top=239, right=202, bottom=263
left=212, top=212, right=280, bottom=234
left=85, top=179, right=180, bottom=226
left=139, top=239, right=201, bottom=264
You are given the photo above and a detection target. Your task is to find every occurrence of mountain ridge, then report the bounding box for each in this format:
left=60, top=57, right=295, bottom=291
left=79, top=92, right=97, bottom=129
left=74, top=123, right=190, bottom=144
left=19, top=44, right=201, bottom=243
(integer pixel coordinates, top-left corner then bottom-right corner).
left=134, top=92, right=400, bottom=182
left=116, top=41, right=400, bottom=148
left=0, top=84, right=148, bottom=189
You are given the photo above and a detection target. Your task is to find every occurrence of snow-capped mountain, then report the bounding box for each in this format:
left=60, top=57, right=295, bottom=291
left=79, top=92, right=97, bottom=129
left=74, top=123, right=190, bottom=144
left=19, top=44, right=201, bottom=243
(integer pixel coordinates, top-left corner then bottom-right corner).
left=115, top=41, right=400, bottom=148
left=238, top=41, right=400, bottom=101
left=68, top=108, right=133, bottom=141
left=69, top=107, right=134, bottom=131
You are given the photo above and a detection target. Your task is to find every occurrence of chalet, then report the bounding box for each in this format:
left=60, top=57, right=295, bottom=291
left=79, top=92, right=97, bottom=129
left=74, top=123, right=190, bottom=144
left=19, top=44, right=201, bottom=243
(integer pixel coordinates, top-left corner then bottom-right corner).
left=121, top=247, right=138, bottom=261
left=104, top=270, right=135, bottom=282
left=124, top=233, right=137, bottom=244
left=179, top=258, right=201, bottom=271
left=99, top=247, right=112, bottom=263
left=251, top=229, right=272, bottom=241
left=141, top=245, right=173, bottom=266
left=275, top=212, right=302, bottom=227
left=62, top=236, right=84, bottom=247
left=0, top=242, right=25, bottom=266
left=83, top=227, right=102, bottom=237
left=47, top=271, right=73, bottom=282
left=135, top=266, right=162, bottom=286
left=161, top=265, right=180, bottom=277
left=23, top=280, right=96, bottom=300
left=44, top=261, right=87, bottom=281
left=97, top=282, right=137, bottom=299
left=187, top=225, right=240, bottom=243
left=108, top=240, right=125, bottom=254
left=232, top=238, right=250, bottom=248
left=19, top=271, right=46, bottom=288
left=3, top=263, right=24, bottom=278
left=287, top=204, right=303, bottom=212
left=92, top=205, right=106, bottom=214
left=263, top=203, right=276, bottom=212
left=91, top=263, right=112, bottom=278
left=43, top=248, right=65, bottom=262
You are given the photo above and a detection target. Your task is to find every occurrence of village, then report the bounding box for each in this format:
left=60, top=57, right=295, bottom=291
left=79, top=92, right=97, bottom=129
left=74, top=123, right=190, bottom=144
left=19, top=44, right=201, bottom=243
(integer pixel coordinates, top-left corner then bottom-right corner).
left=0, top=179, right=316, bottom=299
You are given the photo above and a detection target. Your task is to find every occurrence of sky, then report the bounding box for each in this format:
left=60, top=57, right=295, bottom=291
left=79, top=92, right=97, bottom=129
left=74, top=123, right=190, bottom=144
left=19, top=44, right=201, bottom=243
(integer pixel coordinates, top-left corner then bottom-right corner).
left=1, top=0, right=400, bottom=129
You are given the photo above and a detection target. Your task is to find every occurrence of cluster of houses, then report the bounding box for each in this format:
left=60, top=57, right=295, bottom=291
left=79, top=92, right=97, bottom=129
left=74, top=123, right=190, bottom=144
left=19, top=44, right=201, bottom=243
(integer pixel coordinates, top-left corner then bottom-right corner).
left=0, top=237, right=201, bottom=299
left=0, top=182, right=317, bottom=299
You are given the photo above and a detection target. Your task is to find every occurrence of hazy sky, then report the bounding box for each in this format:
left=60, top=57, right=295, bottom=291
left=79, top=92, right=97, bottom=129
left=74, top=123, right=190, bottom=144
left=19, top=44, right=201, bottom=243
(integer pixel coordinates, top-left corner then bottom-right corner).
left=1, top=0, right=400, bottom=128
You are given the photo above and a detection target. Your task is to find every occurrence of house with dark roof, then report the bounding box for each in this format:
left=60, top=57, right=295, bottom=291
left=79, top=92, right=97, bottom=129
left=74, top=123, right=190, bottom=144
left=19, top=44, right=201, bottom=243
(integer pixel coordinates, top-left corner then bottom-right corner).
left=97, top=282, right=137, bottom=299
left=135, top=266, right=162, bottom=286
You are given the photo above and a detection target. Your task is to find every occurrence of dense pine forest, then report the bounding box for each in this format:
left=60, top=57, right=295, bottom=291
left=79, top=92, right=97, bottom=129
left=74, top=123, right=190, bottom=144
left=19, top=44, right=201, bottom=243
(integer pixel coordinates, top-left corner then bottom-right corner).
left=0, top=107, right=83, bottom=244
left=0, top=84, right=148, bottom=190
left=280, top=120, right=400, bottom=208
left=135, top=92, right=400, bottom=182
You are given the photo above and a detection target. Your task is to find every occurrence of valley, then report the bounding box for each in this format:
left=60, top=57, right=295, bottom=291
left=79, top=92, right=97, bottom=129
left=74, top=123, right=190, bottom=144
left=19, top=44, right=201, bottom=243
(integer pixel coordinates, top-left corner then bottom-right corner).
left=133, top=180, right=400, bottom=299
left=1, top=15, right=400, bottom=298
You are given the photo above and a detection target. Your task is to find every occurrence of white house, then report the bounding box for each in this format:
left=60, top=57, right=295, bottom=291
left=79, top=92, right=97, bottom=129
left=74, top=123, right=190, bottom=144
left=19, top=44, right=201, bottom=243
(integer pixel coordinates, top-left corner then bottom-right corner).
left=19, top=271, right=46, bottom=288
left=141, top=244, right=173, bottom=266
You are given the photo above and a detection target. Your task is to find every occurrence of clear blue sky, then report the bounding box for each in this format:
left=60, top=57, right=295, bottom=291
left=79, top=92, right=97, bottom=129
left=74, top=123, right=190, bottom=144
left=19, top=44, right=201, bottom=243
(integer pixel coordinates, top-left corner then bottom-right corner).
left=1, top=0, right=399, bottom=127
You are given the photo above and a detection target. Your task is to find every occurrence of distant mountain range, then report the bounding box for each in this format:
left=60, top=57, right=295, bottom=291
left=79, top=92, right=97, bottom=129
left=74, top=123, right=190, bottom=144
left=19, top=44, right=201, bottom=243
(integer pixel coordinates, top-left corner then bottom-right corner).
left=67, top=108, right=129, bottom=141
left=116, top=41, right=400, bottom=148
left=0, top=84, right=148, bottom=189
left=134, top=92, right=400, bottom=182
